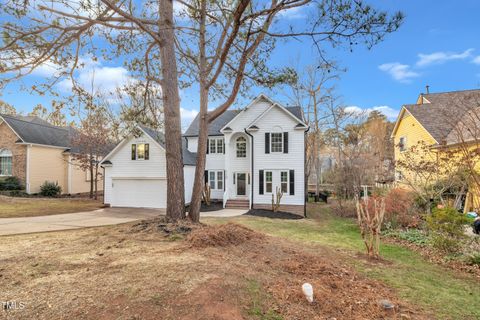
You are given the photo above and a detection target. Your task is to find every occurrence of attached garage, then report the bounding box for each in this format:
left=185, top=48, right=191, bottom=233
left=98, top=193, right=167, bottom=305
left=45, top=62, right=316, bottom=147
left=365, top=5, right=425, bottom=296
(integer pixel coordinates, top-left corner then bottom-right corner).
left=101, top=125, right=197, bottom=209
left=111, top=178, right=167, bottom=208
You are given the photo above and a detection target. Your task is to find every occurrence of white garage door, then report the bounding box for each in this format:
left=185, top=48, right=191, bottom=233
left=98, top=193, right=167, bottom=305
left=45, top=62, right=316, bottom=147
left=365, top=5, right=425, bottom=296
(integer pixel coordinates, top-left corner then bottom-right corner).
left=111, top=179, right=167, bottom=208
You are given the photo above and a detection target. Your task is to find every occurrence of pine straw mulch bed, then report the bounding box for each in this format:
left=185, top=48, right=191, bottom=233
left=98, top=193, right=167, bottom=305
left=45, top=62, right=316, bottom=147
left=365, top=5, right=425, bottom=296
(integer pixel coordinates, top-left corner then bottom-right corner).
left=129, top=218, right=431, bottom=319
left=384, top=236, right=480, bottom=279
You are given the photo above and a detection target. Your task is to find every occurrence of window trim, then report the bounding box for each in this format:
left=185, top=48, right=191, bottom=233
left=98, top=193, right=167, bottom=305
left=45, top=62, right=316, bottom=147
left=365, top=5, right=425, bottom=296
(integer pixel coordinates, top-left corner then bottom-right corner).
left=264, top=170, right=273, bottom=193
left=217, top=171, right=224, bottom=190
left=132, top=143, right=150, bottom=161
left=0, top=149, right=13, bottom=177
left=208, top=138, right=224, bottom=154
left=208, top=170, right=224, bottom=190
left=280, top=170, right=289, bottom=194
left=270, top=132, right=283, bottom=153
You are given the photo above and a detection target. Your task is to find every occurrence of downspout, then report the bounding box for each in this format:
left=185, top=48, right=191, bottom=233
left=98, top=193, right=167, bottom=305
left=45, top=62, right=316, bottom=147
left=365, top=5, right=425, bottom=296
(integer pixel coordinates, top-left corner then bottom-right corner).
left=245, top=128, right=254, bottom=209
left=102, top=166, right=106, bottom=206
left=25, top=144, right=31, bottom=194
left=304, top=126, right=310, bottom=218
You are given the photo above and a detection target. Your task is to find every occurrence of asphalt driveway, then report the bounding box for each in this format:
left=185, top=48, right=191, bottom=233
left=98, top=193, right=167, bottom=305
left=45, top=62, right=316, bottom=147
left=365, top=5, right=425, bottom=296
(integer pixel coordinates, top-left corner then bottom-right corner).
left=0, top=207, right=163, bottom=236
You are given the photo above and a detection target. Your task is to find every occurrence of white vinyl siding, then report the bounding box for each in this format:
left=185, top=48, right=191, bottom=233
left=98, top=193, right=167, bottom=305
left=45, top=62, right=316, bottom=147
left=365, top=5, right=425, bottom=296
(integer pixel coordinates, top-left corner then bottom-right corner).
left=251, top=106, right=305, bottom=206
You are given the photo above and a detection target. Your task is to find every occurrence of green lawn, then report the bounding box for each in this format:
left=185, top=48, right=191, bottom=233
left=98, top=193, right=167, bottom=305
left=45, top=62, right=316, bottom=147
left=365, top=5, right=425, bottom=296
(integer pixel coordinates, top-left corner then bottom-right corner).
left=205, top=204, right=479, bottom=320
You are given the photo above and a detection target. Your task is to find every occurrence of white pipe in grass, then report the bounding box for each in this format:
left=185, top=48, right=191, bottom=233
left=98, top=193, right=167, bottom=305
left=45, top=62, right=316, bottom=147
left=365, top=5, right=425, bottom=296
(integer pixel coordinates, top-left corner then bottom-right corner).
left=302, top=283, right=314, bottom=303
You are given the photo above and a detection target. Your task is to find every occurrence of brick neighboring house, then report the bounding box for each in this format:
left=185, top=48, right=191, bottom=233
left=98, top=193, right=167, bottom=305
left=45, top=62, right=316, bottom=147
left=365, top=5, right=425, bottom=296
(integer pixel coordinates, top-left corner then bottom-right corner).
left=0, top=114, right=102, bottom=194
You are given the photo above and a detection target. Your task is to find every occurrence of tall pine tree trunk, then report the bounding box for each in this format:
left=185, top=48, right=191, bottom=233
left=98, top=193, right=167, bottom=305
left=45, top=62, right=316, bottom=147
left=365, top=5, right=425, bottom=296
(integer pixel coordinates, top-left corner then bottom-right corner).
left=188, top=0, right=208, bottom=223
left=158, top=0, right=185, bottom=222
left=188, top=86, right=209, bottom=222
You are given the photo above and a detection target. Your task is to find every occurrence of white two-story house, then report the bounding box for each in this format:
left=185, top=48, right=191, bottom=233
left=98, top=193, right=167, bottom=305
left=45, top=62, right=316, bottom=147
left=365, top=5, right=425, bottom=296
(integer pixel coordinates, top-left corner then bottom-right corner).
left=101, top=94, right=308, bottom=216
left=184, top=94, right=308, bottom=215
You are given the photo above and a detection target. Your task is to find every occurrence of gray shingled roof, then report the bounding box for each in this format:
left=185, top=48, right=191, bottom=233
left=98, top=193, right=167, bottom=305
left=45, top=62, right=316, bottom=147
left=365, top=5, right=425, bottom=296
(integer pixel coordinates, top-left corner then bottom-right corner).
left=140, top=125, right=197, bottom=166
left=1, top=114, right=71, bottom=148
left=184, top=109, right=241, bottom=136
left=183, top=105, right=304, bottom=137
left=404, top=89, right=480, bottom=144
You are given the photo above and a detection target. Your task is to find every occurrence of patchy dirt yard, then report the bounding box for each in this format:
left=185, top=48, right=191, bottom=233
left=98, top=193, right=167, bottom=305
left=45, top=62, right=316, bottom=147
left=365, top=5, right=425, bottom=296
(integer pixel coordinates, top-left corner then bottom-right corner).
left=0, top=219, right=431, bottom=320
left=0, top=196, right=103, bottom=218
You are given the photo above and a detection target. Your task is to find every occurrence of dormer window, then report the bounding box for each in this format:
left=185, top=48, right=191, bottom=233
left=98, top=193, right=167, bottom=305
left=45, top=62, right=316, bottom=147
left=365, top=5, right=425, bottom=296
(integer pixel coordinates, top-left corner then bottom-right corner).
left=131, top=143, right=150, bottom=160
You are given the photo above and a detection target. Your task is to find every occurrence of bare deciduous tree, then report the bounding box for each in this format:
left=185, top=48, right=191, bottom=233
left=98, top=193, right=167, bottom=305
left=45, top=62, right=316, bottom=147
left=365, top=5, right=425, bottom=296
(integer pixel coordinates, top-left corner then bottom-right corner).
left=176, top=0, right=403, bottom=222
left=0, top=100, right=16, bottom=115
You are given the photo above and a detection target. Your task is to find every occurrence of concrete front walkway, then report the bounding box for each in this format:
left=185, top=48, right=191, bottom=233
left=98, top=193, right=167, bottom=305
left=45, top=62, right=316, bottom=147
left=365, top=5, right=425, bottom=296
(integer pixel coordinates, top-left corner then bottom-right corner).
left=200, top=208, right=248, bottom=218
left=0, top=207, right=247, bottom=236
left=0, top=207, right=163, bottom=236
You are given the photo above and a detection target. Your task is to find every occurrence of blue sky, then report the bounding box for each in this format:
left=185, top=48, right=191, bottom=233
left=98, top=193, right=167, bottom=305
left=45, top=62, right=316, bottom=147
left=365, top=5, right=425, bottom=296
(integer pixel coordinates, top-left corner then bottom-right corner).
left=2, top=0, right=480, bottom=125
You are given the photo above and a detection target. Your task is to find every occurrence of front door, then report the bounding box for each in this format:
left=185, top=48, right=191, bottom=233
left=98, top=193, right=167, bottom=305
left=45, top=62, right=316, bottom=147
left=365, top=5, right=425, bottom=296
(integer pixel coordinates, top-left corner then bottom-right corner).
left=236, top=173, right=246, bottom=196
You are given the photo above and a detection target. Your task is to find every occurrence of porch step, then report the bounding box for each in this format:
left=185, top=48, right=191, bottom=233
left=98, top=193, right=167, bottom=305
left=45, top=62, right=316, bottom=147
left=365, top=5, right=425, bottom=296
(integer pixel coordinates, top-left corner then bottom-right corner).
left=225, top=199, right=249, bottom=209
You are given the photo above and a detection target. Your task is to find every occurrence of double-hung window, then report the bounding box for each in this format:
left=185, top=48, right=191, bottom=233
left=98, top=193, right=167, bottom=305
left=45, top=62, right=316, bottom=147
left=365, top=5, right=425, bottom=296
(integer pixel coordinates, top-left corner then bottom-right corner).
left=209, top=171, right=216, bottom=189
left=271, top=133, right=283, bottom=153
left=265, top=171, right=273, bottom=193
left=217, top=171, right=223, bottom=190
left=280, top=171, right=288, bottom=193
left=131, top=143, right=150, bottom=160
left=0, top=149, right=12, bottom=176
left=208, top=170, right=224, bottom=190
left=208, top=138, right=224, bottom=154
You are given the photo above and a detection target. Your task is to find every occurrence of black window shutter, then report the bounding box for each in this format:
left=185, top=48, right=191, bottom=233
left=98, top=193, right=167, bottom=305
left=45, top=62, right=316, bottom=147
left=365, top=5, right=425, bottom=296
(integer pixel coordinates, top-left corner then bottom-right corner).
left=131, top=144, right=136, bottom=160
left=265, top=133, right=270, bottom=154
left=223, top=170, right=226, bottom=190
left=204, top=170, right=208, bottom=185
left=283, top=132, right=289, bottom=153
left=223, top=139, right=225, bottom=154
left=289, top=170, right=295, bottom=195
left=145, top=144, right=150, bottom=160
left=206, top=139, right=209, bottom=154
left=259, top=170, right=264, bottom=195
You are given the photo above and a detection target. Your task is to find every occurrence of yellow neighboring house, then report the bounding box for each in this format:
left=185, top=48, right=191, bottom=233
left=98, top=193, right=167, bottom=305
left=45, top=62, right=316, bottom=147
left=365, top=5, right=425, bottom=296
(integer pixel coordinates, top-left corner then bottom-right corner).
left=391, top=89, right=480, bottom=212
left=0, top=114, right=101, bottom=194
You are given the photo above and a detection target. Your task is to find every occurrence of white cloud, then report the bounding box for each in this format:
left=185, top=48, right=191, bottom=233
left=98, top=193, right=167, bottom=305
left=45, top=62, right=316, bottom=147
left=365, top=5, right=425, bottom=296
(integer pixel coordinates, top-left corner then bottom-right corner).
left=345, top=105, right=398, bottom=120
left=277, top=6, right=306, bottom=19
left=181, top=107, right=198, bottom=121
left=473, top=56, right=480, bottom=65
left=378, top=62, right=420, bottom=83
left=57, top=57, right=131, bottom=94
left=416, top=48, right=474, bottom=67
left=180, top=107, right=198, bottom=131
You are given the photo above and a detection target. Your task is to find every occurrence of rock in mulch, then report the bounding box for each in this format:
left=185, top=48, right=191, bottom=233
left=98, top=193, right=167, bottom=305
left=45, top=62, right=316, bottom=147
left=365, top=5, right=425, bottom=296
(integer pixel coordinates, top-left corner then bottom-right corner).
left=187, top=223, right=264, bottom=248
left=243, top=209, right=304, bottom=220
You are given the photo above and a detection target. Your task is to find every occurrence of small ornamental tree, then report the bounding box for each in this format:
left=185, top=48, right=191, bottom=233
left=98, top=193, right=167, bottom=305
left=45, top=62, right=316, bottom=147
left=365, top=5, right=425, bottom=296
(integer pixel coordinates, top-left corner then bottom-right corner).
left=70, top=96, right=112, bottom=200
left=355, top=195, right=386, bottom=258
